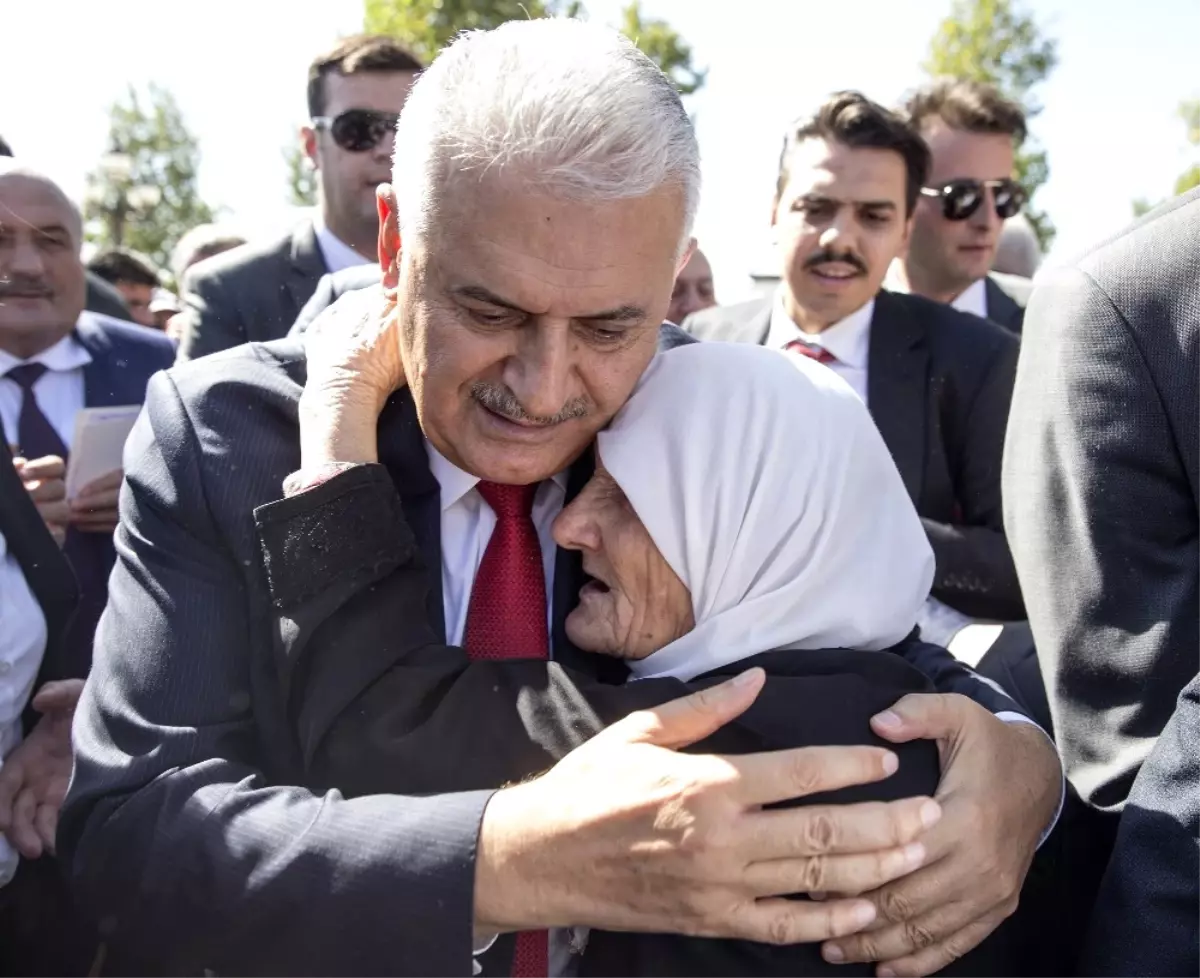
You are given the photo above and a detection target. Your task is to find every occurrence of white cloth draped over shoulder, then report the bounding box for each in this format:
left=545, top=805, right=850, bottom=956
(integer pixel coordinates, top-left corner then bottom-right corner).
left=597, top=342, right=935, bottom=682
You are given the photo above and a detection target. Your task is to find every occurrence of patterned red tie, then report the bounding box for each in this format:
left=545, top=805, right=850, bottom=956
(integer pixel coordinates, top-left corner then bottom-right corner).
left=786, top=338, right=838, bottom=365
left=463, top=480, right=549, bottom=978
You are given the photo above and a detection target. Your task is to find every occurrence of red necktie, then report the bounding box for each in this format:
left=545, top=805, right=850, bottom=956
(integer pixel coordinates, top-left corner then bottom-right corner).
left=786, top=339, right=838, bottom=365
left=463, top=480, right=549, bottom=978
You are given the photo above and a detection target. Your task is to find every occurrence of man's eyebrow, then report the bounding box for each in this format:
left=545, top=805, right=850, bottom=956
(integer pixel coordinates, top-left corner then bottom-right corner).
left=451, top=284, right=645, bottom=323
left=859, top=200, right=898, bottom=211
left=451, top=284, right=527, bottom=312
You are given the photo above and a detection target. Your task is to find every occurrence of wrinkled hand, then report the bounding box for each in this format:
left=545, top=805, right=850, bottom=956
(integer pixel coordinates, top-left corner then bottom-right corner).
left=0, top=679, right=86, bottom=859
left=14, top=455, right=69, bottom=546
left=69, top=468, right=122, bottom=534
left=299, top=285, right=405, bottom=469
left=475, top=669, right=942, bottom=944
left=821, top=693, right=1062, bottom=977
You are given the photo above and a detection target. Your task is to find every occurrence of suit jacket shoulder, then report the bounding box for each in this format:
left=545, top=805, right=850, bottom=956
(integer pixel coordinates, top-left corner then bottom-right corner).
left=682, top=298, right=771, bottom=344
left=178, top=222, right=328, bottom=358
left=988, top=272, right=1033, bottom=307
left=290, top=264, right=379, bottom=338
left=881, top=290, right=1018, bottom=368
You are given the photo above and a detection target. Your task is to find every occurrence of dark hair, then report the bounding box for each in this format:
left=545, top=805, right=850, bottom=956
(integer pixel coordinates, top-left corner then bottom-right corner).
left=903, top=78, right=1027, bottom=143
left=777, top=91, right=931, bottom=215
left=87, top=248, right=161, bottom=288
left=307, top=34, right=423, bottom=118
left=0, top=134, right=12, bottom=157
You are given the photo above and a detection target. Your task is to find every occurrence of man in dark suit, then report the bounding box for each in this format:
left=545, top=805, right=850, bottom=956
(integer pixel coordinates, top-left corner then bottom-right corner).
left=0, top=161, right=175, bottom=680
left=0, top=426, right=100, bottom=976
left=175, top=34, right=421, bottom=361
left=889, top=78, right=1032, bottom=333
left=61, top=25, right=1060, bottom=978
left=1004, top=189, right=1200, bottom=976
left=685, top=92, right=1023, bottom=632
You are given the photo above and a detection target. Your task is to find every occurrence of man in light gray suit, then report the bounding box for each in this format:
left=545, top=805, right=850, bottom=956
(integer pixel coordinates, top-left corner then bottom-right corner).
left=1004, top=188, right=1199, bottom=976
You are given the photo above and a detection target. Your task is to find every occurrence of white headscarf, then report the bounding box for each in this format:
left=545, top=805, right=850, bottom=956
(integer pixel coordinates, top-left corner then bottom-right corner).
left=596, top=342, right=935, bottom=682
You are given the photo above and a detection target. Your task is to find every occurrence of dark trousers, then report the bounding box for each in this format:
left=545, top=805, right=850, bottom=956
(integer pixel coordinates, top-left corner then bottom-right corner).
left=0, top=856, right=99, bottom=977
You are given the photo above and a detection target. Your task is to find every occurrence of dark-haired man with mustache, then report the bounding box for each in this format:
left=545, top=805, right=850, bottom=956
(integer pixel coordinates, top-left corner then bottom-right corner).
left=685, top=92, right=1023, bottom=640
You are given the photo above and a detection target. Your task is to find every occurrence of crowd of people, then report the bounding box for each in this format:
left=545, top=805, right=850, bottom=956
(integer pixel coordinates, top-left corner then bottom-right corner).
left=0, top=17, right=1195, bottom=978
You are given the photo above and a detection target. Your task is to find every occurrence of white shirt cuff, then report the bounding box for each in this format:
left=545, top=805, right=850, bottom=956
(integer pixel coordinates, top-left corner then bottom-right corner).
left=995, top=711, right=1064, bottom=847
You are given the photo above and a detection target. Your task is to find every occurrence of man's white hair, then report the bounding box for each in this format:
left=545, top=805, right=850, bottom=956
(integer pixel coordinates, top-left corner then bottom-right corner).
left=392, top=19, right=700, bottom=253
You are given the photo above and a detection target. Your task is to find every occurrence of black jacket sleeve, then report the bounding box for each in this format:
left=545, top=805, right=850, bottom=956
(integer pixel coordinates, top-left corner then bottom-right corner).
left=58, top=374, right=490, bottom=977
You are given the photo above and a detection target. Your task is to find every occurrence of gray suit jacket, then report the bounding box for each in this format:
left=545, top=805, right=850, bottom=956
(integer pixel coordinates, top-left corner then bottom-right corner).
left=985, top=272, right=1031, bottom=334
left=684, top=291, right=1023, bottom=620
left=176, top=221, right=329, bottom=361
left=1004, top=189, right=1199, bottom=977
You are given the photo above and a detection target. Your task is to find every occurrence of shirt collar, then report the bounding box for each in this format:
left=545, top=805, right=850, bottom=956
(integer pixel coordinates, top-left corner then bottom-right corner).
left=312, top=214, right=372, bottom=274
left=425, top=440, right=570, bottom=512
left=0, top=331, right=92, bottom=376
left=766, top=288, right=874, bottom=369
left=885, top=259, right=989, bottom=318
left=950, top=277, right=988, bottom=317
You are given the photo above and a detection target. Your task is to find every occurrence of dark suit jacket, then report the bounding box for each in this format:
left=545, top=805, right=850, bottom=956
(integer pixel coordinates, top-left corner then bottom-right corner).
left=84, top=271, right=131, bottom=321
left=985, top=272, right=1030, bottom=334
left=1004, top=188, right=1199, bottom=976
left=290, top=263, right=379, bottom=337
left=176, top=221, right=329, bottom=361
left=55, top=315, right=175, bottom=680
left=254, top=465, right=1020, bottom=978
left=0, top=426, right=78, bottom=697
left=59, top=333, right=1025, bottom=977
left=684, top=292, right=1022, bottom=620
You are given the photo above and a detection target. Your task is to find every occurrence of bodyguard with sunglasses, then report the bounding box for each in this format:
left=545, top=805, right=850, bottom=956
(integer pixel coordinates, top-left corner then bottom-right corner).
left=890, top=79, right=1032, bottom=334
left=176, top=35, right=420, bottom=362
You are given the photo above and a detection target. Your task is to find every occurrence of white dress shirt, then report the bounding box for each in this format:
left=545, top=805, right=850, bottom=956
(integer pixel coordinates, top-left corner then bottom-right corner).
left=949, top=277, right=989, bottom=317
left=426, top=443, right=568, bottom=646
left=0, top=330, right=92, bottom=454
left=427, top=444, right=580, bottom=973
left=312, top=216, right=373, bottom=275
left=0, top=529, right=49, bottom=887
left=884, top=261, right=990, bottom=319
left=765, top=293, right=874, bottom=403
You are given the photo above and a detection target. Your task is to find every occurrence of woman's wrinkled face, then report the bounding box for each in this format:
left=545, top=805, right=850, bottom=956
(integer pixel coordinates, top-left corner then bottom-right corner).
left=552, top=456, right=694, bottom=658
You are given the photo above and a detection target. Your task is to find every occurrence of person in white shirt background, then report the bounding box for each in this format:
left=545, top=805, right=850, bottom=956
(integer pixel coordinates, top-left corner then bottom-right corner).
left=888, top=78, right=1032, bottom=334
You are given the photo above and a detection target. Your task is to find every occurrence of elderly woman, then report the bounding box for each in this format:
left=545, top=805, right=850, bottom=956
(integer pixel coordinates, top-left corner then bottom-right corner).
left=268, top=343, right=1013, bottom=976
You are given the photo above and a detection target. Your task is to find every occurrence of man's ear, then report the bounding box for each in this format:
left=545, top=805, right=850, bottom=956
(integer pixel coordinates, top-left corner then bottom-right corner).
left=675, top=235, right=697, bottom=275
left=376, top=185, right=402, bottom=290
left=301, top=126, right=319, bottom=169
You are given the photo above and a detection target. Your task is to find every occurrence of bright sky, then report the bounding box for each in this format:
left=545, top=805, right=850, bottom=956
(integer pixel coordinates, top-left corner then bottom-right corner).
left=4, top=0, right=1198, bottom=302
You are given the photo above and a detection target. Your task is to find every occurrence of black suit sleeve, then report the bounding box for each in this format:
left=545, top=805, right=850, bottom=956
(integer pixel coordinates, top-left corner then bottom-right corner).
left=1004, top=267, right=1197, bottom=809
left=1080, top=675, right=1199, bottom=977
left=176, top=266, right=246, bottom=362
left=58, top=374, right=490, bottom=977
left=924, top=332, right=1024, bottom=620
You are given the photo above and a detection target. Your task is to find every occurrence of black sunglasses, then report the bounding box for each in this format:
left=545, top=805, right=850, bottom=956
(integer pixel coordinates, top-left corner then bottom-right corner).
left=919, top=178, right=1026, bottom=221
left=312, top=109, right=399, bottom=153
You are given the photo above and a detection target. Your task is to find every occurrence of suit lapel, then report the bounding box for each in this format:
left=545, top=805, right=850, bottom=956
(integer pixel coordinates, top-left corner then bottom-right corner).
left=0, top=432, right=78, bottom=681
left=867, top=292, right=928, bottom=503
left=376, top=390, right=446, bottom=640
left=740, top=300, right=772, bottom=345
left=984, top=277, right=1021, bottom=331
left=74, top=317, right=127, bottom=408
left=284, top=221, right=330, bottom=317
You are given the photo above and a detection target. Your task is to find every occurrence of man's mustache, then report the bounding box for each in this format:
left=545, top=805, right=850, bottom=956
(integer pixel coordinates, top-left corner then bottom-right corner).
left=0, top=274, right=53, bottom=298
left=803, top=249, right=868, bottom=275
left=470, top=381, right=590, bottom=426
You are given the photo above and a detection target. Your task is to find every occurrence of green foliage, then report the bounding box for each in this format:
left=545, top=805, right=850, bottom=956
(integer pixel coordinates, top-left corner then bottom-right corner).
left=284, top=142, right=318, bottom=207
left=83, top=84, right=215, bottom=272
left=362, top=0, right=703, bottom=94
left=924, top=0, right=1058, bottom=249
